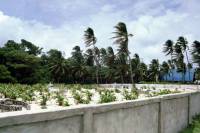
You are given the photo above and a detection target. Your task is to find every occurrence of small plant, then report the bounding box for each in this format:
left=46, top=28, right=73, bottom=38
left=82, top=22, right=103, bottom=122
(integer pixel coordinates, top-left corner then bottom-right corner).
left=147, top=89, right=181, bottom=97
left=115, top=88, right=121, bottom=93
left=64, top=100, right=70, bottom=106
left=72, top=91, right=89, bottom=104
left=123, top=89, right=138, bottom=100
left=84, top=90, right=93, bottom=101
left=56, top=92, right=65, bottom=106
left=40, top=92, right=48, bottom=109
left=99, top=89, right=116, bottom=103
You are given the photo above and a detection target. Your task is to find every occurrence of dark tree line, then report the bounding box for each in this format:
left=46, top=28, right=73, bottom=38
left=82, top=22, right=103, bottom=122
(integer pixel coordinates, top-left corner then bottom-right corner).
left=0, top=22, right=200, bottom=84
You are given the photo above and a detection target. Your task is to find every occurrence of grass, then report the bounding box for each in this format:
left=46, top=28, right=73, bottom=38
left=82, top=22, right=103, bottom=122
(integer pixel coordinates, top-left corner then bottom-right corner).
left=180, top=115, right=200, bottom=133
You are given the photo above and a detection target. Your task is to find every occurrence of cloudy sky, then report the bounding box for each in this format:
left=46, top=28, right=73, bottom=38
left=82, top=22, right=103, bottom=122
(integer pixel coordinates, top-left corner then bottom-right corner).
left=0, top=0, right=199, bottom=63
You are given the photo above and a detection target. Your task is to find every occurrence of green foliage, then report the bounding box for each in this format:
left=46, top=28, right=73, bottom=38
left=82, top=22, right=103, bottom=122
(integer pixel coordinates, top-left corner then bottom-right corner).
left=0, top=32, right=198, bottom=84
left=56, top=92, right=65, bottom=106
left=64, top=100, right=70, bottom=106
left=115, top=88, right=121, bottom=93
left=148, top=89, right=180, bottom=97
left=99, top=89, right=116, bottom=103
left=0, top=84, right=39, bottom=101
left=180, top=115, right=200, bottom=133
left=0, top=65, right=16, bottom=83
left=40, top=92, right=49, bottom=107
left=123, top=89, right=138, bottom=100
left=72, top=90, right=91, bottom=104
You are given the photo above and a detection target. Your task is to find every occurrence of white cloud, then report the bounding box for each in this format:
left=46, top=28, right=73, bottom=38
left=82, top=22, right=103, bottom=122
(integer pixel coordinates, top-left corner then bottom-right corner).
left=0, top=11, right=85, bottom=57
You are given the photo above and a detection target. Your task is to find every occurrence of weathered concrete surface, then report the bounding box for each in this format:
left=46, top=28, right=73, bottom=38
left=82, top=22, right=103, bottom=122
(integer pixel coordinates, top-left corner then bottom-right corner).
left=0, top=91, right=199, bottom=133
left=161, top=97, right=189, bottom=133
left=190, top=93, right=200, bottom=120
left=93, top=103, right=159, bottom=133
left=0, top=116, right=82, bottom=133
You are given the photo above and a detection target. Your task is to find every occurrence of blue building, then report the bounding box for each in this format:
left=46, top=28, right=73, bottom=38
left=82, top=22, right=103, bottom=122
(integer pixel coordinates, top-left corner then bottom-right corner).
left=161, top=69, right=195, bottom=82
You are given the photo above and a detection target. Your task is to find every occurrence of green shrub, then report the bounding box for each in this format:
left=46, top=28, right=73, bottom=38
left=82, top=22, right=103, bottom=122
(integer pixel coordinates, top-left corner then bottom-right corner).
left=123, top=89, right=138, bottom=100
left=56, top=93, right=65, bottom=106
left=64, top=100, right=70, bottom=106
left=99, top=89, right=116, bottom=103
left=148, top=89, right=181, bottom=97
left=115, top=88, right=121, bottom=93
left=72, top=91, right=90, bottom=104
left=180, top=115, right=200, bottom=133
left=40, top=92, right=49, bottom=108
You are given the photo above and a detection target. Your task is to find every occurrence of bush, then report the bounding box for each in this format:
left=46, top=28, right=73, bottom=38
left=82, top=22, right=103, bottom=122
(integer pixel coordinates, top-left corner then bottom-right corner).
left=123, top=89, right=138, bottom=100
left=40, top=92, right=49, bottom=108
left=99, top=89, right=116, bottom=103
left=72, top=91, right=90, bottom=104
left=56, top=92, right=65, bottom=106
left=180, top=115, right=200, bottom=133
left=148, top=89, right=180, bottom=97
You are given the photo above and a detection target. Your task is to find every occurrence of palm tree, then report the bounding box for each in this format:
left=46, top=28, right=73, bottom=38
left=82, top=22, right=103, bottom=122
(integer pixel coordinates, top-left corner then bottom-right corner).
left=167, top=60, right=175, bottom=81
left=112, top=22, right=134, bottom=84
left=84, top=27, right=99, bottom=84
left=47, top=49, right=69, bottom=83
left=160, top=61, right=170, bottom=81
left=173, top=42, right=186, bottom=82
left=106, top=47, right=115, bottom=68
left=177, top=36, right=191, bottom=80
left=49, top=57, right=68, bottom=83
left=131, top=54, right=141, bottom=82
left=163, top=40, right=174, bottom=80
left=192, top=40, right=200, bottom=67
left=71, top=46, right=87, bottom=83
left=100, top=48, right=107, bottom=66
left=149, top=59, right=160, bottom=82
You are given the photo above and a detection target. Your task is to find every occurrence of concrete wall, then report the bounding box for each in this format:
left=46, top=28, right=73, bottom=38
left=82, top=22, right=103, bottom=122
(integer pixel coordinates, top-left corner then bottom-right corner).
left=0, top=92, right=200, bottom=133
left=100, top=83, right=200, bottom=90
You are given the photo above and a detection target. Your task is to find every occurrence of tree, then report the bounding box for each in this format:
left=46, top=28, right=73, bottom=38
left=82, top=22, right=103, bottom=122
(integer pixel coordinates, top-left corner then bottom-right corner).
left=47, top=50, right=69, bottom=83
left=0, top=65, right=16, bottom=83
left=174, top=39, right=186, bottom=82
left=71, top=46, right=87, bottom=83
left=0, top=40, right=42, bottom=84
left=163, top=40, right=174, bottom=80
left=21, top=39, right=42, bottom=56
left=112, top=22, right=134, bottom=84
left=131, top=54, right=142, bottom=82
left=84, top=27, right=99, bottom=84
left=160, top=61, right=170, bottom=80
left=192, top=40, right=200, bottom=67
left=149, top=59, right=160, bottom=82
left=167, top=60, right=175, bottom=81
left=177, top=36, right=191, bottom=80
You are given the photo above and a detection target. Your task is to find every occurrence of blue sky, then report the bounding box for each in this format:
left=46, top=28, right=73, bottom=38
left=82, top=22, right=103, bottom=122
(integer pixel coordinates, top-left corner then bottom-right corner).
left=0, top=0, right=199, bottom=63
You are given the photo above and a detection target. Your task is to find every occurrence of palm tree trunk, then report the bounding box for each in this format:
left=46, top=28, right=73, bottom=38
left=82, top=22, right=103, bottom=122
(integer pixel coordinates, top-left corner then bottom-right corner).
left=185, top=51, right=190, bottom=81
left=128, top=55, right=134, bottom=85
left=93, top=45, right=99, bottom=84
left=171, top=53, right=174, bottom=81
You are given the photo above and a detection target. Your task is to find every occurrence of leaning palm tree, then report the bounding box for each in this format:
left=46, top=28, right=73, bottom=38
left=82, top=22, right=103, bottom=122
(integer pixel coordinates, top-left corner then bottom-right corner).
left=84, top=27, right=99, bottom=84
left=163, top=40, right=174, bottom=80
left=112, top=22, right=134, bottom=85
left=173, top=42, right=186, bottom=82
left=177, top=36, right=191, bottom=79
